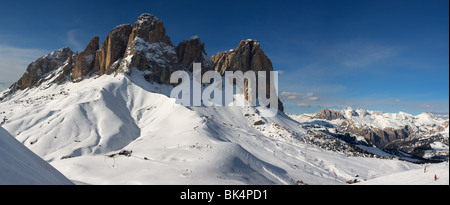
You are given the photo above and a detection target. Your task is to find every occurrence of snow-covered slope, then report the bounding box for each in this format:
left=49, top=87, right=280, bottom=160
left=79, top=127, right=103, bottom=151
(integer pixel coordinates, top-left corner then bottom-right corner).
left=0, top=72, right=433, bottom=185
left=358, top=162, right=448, bottom=185
left=0, top=126, right=73, bottom=185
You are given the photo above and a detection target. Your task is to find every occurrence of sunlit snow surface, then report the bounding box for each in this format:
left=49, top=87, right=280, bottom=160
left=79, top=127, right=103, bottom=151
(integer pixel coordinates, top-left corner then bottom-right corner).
left=0, top=72, right=447, bottom=185
left=0, top=126, right=73, bottom=185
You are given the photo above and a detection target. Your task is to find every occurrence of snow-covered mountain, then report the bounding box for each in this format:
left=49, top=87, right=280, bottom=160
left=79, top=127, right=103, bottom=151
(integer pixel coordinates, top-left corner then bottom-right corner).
left=289, top=107, right=449, bottom=161
left=0, top=13, right=448, bottom=185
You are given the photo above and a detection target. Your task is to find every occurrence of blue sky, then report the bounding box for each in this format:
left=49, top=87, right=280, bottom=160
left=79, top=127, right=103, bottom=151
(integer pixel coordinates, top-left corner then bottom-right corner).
left=0, top=0, right=448, bottom=115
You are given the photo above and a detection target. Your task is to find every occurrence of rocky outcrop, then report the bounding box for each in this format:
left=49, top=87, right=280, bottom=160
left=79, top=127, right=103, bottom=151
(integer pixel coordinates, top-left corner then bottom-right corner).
left=435, top=120, right=449, bottom=133
left=212, top=40, right=273, bottom=74
left=338, top=118, right=412, bottom=147
left=13, top=47, right=74, bottom=90
left=54, top=52, right=77, bottom=84
left=366, top=126, right=412, bottom=147
left=211, top=39, right=284, bottom=111
left=71, top=36, right=99, bottom=81
left=316, top=108, right=345, bottom=120
left=385, top=134, right=448, bottom=160
left=128, top=13, right=172, bottom=45
left=119, top=13, right=178, bottom=84
left=95, top=24, right=133, bottom=76
left=175, top=36, right=213, bottom=72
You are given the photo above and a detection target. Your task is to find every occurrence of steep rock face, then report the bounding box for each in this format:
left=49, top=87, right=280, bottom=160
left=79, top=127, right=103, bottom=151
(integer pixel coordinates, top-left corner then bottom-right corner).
left=13, top=47, right=74, bottom=90
left=71, top=36, right=99, bottom=81
left=128, top=13, right=172, bottom=45
left=175, top=36, right=213, bottom=71
left=212, top=40, right=273, bottom=74
left=338, top=118, right=412, bottom=147
left=119, top=13, right=178, bottom=84
left=54, top=52, right=77, bottom=84
left=366, top=127, right=411, bottom=147
left=316, top=108, right=345, bottom=120
left=385, top=134, right=448, bottom=160
left=95, top=24, right=133, bottom=76
left=211, top=39, right=284, bottom=111
left=384, top=119, right=449, bottom=160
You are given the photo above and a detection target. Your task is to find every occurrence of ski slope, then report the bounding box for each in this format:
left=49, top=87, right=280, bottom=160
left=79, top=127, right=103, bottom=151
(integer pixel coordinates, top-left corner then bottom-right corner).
left=358, top=162, right=449, bottom=185
left=0, top=72, right=445, bottom=185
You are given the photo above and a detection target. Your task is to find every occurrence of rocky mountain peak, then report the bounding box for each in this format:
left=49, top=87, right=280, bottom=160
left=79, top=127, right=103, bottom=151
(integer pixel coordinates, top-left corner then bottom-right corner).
left=118, top=13, right=178, bottom=84
left=211, top=39, right=271, bottom=74
left=175, top=36, right=213, bottom=72
left=137, top=13, right=160, bottom=24
left=211, top=39, right=283, bottom=111
left=95, top=24, right=133, bottom=76
left=316, top=108, right=345, bottom=120
left=11, top=47, right=74, bottom=91
left=71, top=36, right=99, bottom=81
left=130, top=13, right=171, bottom=45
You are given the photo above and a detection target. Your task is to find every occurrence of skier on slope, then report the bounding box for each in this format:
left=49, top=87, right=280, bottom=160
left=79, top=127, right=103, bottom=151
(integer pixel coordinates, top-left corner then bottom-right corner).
left=434, top=174, right=437, bottom=181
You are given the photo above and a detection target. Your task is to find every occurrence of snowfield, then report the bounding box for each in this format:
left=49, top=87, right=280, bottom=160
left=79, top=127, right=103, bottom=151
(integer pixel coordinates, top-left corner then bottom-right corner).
left=0, top=72, right=448, bottom=185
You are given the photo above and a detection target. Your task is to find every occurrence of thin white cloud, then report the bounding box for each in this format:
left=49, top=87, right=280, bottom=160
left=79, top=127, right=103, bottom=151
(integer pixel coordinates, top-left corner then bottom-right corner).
left=66, top=29, right=83, bottom=52
left=296, top=103, right=311, bottom=108
left=280, top=91, right=320, bottom=103
left=0, top=44, right=49, bottom=83
left=420, top=104, right=432, bottom=109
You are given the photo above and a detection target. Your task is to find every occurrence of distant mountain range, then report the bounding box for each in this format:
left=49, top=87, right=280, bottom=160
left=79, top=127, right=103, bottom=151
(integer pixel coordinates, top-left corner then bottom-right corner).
left=289, top=107, right=449, bottom=161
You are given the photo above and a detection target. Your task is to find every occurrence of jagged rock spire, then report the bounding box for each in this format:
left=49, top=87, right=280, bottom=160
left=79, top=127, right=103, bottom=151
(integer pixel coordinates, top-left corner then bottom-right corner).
left=211, top=39, right=284, bottom=111
left=119, top=13, right=178, bottom=84
left=71, top=36, right=99, bottom=81
left=94, top=24, right=133, bottom=76
left=175, top=36, right=213, bottom=72
left=129, top=13, right=172, bottom=45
